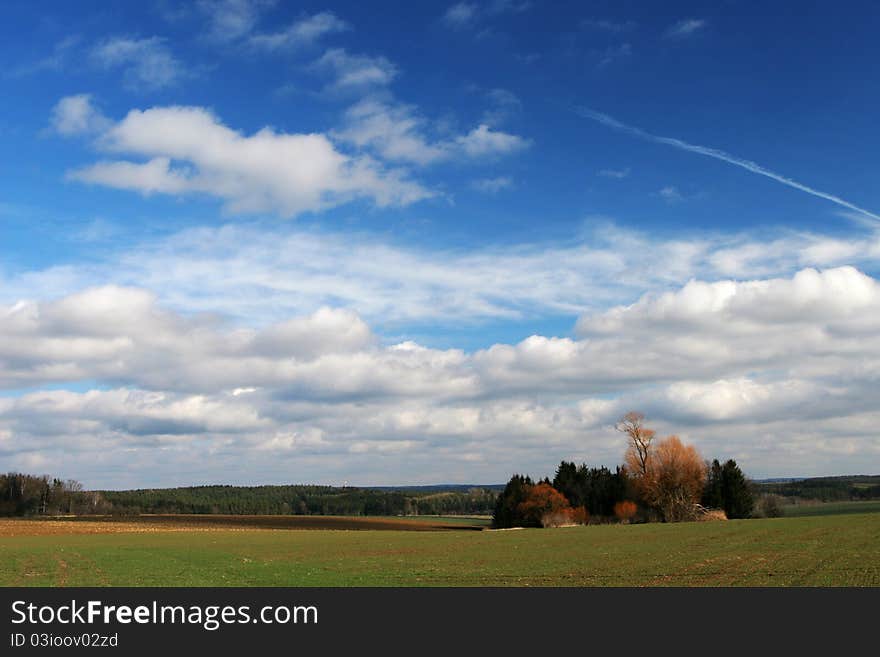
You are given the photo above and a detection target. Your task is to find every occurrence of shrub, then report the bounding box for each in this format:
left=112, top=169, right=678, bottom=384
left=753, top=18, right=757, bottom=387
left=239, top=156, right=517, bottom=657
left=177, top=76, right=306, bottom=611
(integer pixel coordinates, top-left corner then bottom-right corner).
left=516, top=483, right=571, bottom=527
left=613, top=500, right=638, bottom=524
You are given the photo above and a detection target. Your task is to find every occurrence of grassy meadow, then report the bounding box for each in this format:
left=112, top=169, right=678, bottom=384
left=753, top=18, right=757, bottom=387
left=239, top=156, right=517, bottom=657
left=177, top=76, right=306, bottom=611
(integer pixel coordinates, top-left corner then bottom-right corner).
left=1, top=511, right=879, bottom=587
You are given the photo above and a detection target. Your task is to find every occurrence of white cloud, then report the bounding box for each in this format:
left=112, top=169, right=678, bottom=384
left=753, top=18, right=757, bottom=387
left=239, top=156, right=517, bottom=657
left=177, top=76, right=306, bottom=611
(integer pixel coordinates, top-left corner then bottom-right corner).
left=665, top=18, right=707, bottom=39
left=91, top=37, right=186, bottom=90
left=334, top=99, right=530, bottom=165
left=7, top=212, right=880, bottom=329
left=249, top=11, right=349, bottom=50
left=471, top=176, right=513, bottom=193
left=442, top=1, right=530, bottom=30
left=442, top=3, right=479, bottom=29
left=3, top=266, right=880, bottom=484
left=197, top=0, right=275, bottom=42
left=66, top=104, right=432, bottom=217
left=312, top=48, right=397, bottom=92
left=49, top=94, right=110, bottom=136
left=455, top=124, right=530, bottom=157
left=334, top=100, right=448, bottom=165
left=481, top=88, right=522, bottom=125
left=658, top=185, right=684, bottom=202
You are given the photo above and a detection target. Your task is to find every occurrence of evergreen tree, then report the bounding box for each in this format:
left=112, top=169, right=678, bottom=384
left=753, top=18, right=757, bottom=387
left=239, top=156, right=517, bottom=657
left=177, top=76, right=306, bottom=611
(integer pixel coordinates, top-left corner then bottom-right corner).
left=720, top=459, right=754, bottom=519
left=492, top=474, right=533, bottom=528
left=552, top=462, right=584, bottom=507
left=702, top=459, right=724, bottom=509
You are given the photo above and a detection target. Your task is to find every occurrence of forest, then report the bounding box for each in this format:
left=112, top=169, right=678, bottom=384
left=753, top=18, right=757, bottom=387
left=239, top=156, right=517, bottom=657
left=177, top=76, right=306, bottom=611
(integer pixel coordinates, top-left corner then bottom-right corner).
left=0, top=475, right=499, bottom=517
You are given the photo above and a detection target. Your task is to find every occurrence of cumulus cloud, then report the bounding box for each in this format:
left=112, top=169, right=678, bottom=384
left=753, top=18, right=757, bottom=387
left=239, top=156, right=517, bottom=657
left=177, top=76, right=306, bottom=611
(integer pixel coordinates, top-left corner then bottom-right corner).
left=49, top=94, right=110, bottom=136
left=249, top=11, right=349, bottom=50
left=66, top=104, right=432, bottom=217
left=2, top=266, right=880, bottom=485
left=455, top=124, right=530, bottom=157
left=334, top=99, right=530, bottom=165
left=334, top=100, right=448, bottom=165
left=90, top=37, right=186, bottom=90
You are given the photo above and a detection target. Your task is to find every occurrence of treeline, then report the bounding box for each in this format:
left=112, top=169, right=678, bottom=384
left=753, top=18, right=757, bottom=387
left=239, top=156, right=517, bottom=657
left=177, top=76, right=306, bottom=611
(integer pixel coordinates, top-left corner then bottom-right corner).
left=99, top=484, right=498, bottom=517
left=756, top=475, right=880, bottom=502
left=0, top=473, right=109, bottom=516
left=493, top=413, right=755, bottom=528
left=0, top=478, right=499, bottom=518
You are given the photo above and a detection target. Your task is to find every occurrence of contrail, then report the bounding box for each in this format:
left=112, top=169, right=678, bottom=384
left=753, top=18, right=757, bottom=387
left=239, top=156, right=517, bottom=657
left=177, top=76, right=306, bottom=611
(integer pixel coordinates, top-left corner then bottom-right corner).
left=576, top=107, right=880, bottom=223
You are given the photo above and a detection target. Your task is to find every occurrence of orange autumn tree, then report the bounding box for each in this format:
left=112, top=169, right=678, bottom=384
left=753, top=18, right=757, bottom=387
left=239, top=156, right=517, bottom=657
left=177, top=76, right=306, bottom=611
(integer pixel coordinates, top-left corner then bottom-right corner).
left=619, top=413, right=707, bottom=522
left=516, top=483, right=588, bottom=528
left=641, top=435, right=707, bottom=522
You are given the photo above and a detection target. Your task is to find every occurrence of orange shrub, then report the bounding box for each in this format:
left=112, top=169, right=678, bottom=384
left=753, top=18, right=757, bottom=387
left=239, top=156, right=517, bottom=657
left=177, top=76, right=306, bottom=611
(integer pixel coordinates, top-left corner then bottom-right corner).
left=516, top=483, right=571, bottom=527
left=540, top=506, right=589, bottom=528
left=568, top=506, right=589, bottom=525
left=614, top=500, right=638, bottom=523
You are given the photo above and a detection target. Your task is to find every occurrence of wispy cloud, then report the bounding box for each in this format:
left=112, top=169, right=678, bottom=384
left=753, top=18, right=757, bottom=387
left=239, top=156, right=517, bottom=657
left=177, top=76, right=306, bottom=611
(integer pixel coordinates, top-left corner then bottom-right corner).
left=658, top=185, right=684, bottom=203
left=197, top=0, right=276, bottom=42
left=8, top=35, right=81, bottom=77
left=335, top=99, right=530, bottom=165
left=597, top=42, right=632, bottom=67
left=597, top=167, right=630, bottom=179
left=311, top=48, right=397, bottom=92
left=576, top=107, right=880, bottom=223
left=91, top=37, right=186, bottom=90
left=581, top=19, right=636, bottom=33
left=441, top=1, right=531, bottom=31
left=249, top=11, right=349, bottom=51
left=665, top=18, right=707, bottom=39
left=471, top=176, right=514, bottom=193
left=442, top=2, right=479, bottom=29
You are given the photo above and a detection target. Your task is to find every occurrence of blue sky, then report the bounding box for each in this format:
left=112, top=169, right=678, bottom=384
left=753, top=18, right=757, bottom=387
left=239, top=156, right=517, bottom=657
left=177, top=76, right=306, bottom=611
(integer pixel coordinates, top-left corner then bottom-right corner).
left=1, top=1, right=879, bottom=487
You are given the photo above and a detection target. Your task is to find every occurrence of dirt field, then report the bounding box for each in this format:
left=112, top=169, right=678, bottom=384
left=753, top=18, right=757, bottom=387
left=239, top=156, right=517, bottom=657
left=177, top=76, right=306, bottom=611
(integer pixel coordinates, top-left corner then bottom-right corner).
left=0, top=514, right=487, bottom=537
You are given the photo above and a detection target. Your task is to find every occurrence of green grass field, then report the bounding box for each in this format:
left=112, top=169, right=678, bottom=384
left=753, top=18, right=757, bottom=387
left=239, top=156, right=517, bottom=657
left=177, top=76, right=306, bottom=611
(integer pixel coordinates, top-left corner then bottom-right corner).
left=1, top=513, right=878, bottom=587
left=781, top=500, right=880, bottom=517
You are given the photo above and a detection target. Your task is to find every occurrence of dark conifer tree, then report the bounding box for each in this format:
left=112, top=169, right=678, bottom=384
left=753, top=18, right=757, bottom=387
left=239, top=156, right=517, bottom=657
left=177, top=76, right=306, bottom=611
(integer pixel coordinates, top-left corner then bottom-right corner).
left=702, top=459, right=724, bottom=509
left=492, top=474, right=534, bottom=528
left=720, top=459, right=754, bottom=519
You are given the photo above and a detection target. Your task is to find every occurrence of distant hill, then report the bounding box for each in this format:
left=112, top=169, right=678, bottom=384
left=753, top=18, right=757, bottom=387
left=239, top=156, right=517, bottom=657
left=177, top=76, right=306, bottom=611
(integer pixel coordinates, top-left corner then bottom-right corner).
left=364, top=484, right=505, bottom=493
left=755, top=475, right=880, bottom=502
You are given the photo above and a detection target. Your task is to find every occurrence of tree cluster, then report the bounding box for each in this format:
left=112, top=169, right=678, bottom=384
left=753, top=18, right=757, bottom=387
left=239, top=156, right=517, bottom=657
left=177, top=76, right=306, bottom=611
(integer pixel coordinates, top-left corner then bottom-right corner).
left=702, top=459, right=754, bottom=519
left=492, top=476, right=589, bottom=528
left=493, top=411, right=756, bottom=528
left=0, top=473, right=107, bottom=516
